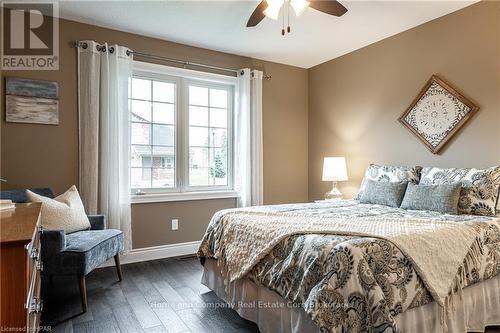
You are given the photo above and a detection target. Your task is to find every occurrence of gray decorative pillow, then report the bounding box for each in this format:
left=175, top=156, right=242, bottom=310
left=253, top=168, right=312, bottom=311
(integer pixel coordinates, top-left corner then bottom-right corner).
left=400, top=183, right=462, bottom=214
left=359, top=180, right=408, bottom=208
left=356, top=164, right=422, bottom=199
left=419, top=166, right=500, bottom=216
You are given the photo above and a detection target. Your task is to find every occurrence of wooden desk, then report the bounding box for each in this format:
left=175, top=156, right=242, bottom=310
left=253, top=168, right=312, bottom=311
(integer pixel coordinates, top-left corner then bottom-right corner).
left=1, top=203, right=43, bottom=332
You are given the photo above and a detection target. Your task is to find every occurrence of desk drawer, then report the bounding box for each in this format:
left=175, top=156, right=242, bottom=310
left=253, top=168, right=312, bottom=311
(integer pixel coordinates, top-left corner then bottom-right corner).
left=0, top=203, right=42, bottom=332
left=25, top=225, right=42, bottom=333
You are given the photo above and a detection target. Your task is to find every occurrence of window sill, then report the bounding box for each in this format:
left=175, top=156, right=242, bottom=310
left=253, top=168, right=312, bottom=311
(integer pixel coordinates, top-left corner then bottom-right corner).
left=131, top=191, right=238, bottom=204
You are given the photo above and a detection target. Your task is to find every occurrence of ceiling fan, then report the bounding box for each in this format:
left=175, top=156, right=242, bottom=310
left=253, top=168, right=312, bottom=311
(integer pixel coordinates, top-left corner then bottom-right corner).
left=246, top=0, right=347, bottom=35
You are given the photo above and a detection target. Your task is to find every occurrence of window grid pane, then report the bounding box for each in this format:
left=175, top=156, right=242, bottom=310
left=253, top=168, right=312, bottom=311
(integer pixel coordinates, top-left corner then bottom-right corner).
left=188, top=85, right=229, bottom=187
left=130, top=77, right=176, bottom=190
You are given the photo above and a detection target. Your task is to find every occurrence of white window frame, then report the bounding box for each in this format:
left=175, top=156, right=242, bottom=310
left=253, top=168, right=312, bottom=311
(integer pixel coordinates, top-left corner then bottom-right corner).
left=130, top=61, right=237, bottom=203
left=130, top=71, right=180, bottom=195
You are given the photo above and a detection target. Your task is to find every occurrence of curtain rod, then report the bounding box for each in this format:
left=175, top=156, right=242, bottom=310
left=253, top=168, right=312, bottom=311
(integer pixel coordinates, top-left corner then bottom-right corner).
left=73, top=41, right=271, bottom=80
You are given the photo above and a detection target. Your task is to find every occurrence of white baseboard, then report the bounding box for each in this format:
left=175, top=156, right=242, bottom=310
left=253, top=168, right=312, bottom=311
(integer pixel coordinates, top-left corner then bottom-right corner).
left=99, top=240, right=201, bottom=268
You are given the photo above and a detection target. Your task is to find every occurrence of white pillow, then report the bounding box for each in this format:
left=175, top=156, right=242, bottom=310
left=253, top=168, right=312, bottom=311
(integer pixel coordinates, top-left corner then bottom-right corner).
left=27, top=185, right=91, bottom=233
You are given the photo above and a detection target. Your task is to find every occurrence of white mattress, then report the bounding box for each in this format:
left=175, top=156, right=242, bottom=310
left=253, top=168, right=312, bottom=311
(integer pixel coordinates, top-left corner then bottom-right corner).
left=201, top=259, right=500, bottom=333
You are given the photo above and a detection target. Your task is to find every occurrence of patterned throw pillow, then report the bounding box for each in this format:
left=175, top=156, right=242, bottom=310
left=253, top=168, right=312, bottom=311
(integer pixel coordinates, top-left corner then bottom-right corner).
left=356, top=164, right=422, bottom=199
left=419, top=166, right=500, bottom=216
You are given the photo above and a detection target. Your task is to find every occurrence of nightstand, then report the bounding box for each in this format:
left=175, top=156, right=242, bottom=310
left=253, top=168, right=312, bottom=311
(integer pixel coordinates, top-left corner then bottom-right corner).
left=314, top=199, right=342, bottom=203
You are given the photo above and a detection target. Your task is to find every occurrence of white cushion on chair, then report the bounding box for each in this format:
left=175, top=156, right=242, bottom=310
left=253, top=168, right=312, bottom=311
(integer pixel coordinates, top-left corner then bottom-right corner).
left=27, top=185, right=91, bottom=233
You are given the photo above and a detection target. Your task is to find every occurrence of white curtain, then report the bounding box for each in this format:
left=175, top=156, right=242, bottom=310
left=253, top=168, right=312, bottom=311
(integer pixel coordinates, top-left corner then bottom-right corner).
left=235, top=68, right=263, bottom=207
left=77, top=41, right=100, bottom=214
left=78, top=40, right=133, bottom=252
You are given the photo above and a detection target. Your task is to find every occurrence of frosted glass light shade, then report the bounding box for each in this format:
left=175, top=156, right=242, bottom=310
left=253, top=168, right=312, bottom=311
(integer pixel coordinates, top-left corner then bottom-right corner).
left=264, top=0, right=284, bottom=20
left=290, top=0, right=310, bottom=16
left=322, top=157, right=348, bottom=182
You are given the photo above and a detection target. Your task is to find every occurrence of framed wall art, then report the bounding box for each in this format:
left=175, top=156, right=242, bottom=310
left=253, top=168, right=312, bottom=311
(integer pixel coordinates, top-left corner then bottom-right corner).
left=399, top=75, right=478, bottom=154
left=5, top=77, right=59, bottom=125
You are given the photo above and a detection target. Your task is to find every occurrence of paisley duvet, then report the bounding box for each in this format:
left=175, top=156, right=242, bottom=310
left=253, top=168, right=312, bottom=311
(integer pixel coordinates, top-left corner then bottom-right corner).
left=197, top=200, right=500, bottom=333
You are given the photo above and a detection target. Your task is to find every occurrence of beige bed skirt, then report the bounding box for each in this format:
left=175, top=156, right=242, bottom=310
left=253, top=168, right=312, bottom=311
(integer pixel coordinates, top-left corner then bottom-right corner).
left=201, top=259, right=500, bottom=333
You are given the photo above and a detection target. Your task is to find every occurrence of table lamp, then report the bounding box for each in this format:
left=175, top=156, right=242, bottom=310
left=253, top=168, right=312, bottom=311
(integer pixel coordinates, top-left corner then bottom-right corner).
left=322, top=157, right=348, bottom=200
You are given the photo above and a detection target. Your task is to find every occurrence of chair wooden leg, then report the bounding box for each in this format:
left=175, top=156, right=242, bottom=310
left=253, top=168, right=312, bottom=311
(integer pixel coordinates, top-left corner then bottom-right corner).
left=114, top=254, right=123, bottom=281
left=78, top=275, right=87, bottom=313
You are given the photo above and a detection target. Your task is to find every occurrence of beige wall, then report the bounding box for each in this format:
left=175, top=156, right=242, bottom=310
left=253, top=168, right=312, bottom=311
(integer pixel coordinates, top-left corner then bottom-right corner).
left=259, top=61, right=309, bottom=204
left=131, top=198, right=236, bottom=249
left=0, top=18, right=309, bottom=248
left=308, top=2, right=500, bottom=200
left=4, top=2, right=498, bottom=248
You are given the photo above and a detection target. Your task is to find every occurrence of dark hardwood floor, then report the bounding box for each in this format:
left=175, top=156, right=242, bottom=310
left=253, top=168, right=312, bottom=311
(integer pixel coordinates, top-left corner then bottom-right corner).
left=42, top=256, right=500, bottom=333
left=42, top=256, right=259, bottom=333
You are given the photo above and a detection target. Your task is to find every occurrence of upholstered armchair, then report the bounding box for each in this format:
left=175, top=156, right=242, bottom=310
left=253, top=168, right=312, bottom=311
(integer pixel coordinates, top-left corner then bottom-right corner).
left=0, top=188, right=124, bottom=312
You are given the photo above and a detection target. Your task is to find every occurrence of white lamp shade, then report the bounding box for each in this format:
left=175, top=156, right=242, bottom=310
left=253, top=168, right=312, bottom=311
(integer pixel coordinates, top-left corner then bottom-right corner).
left=322, top=157, right=348, bottom=182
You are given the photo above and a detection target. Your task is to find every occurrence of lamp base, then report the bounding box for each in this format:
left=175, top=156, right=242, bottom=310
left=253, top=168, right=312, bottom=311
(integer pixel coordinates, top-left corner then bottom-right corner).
left=325, top=182, right=343, bottom=200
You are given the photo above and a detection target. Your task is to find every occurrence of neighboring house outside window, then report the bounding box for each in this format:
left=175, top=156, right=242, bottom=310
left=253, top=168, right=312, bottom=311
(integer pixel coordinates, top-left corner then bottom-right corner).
left=129, top=61, right=235, bottom=199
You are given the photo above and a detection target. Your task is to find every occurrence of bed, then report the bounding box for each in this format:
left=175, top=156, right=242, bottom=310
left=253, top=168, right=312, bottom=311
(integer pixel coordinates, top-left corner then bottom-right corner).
left=197, top=200, right=500, bottom=333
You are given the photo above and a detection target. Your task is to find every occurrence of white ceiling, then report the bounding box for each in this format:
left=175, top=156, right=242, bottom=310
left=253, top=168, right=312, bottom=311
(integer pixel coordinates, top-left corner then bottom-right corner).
left=58, top=0, right=476, bottom=68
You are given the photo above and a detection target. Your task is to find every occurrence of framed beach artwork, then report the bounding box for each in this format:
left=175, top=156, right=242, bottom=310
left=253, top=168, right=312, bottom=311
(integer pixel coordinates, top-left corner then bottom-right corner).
left=5, top=77, right=59, bottom=125
left=399, top=75, right=479, bottom=154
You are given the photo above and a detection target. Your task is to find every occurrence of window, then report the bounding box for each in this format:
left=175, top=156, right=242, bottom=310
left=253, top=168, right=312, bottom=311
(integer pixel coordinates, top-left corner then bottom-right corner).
left=130, top=77, right=176, bottom=190
left=129, top=62, right=234, bottom=197
left=188, top=84, right=230, bottom=187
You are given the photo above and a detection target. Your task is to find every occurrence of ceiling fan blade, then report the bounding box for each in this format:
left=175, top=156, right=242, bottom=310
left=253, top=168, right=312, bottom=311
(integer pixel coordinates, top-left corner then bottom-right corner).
left=309, top=0, right=347, bottom=17
left=247, top=0, right=268, bottom=27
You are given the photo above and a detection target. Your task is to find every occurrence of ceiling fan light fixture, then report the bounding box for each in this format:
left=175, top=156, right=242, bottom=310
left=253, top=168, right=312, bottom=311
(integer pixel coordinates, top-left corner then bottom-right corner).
left=263, top=0, right=284, bottom=20
left=290, top=0, right=310, bottom=16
